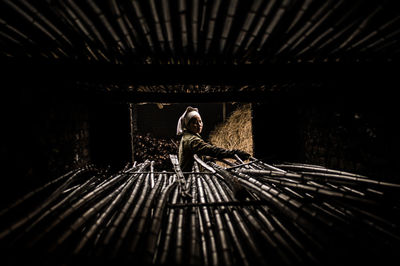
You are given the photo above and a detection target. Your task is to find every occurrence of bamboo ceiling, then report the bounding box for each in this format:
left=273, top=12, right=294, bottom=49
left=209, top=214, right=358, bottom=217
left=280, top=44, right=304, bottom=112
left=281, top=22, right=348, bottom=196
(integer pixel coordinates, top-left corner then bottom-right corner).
left=1, top=0, right=399, bottom=94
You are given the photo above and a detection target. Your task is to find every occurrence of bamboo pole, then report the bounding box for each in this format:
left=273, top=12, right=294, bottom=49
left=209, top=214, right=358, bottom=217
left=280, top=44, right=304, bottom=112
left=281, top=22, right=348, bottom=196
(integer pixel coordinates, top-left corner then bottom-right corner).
left=197, top=204, right=210, bottom=266
left=243, top=0, right=275, bottom=51
left=67, top=0, right=107, bottom=50
left=73, top=171, right=140, bottom=254
left=99, top=161, right=150, bottom=248
left=286, top=0, right=313, bottom=33
left=170, top=154, right=191, bottom=197
left=197, top=174, right=219, bottom=266
left=87, top=0, right=125, bottom=53
left=129, top=171, right=163, bottom=254
left=21, top=176, right=97, bottom=242
left=51, top=179, right=132, bottom=251
left=277, top=0, right=333, bottom=54
left=112, top=172, right=150, bottom=255
left=200, top=177, right=233, bottom=266
left=0, top=17, right=35, bottom=46
left=28, top=170, right=129, bottom=247
left=274, top=163, right=368, bottom=178
left=161, top=0, right=174, bottom=51
left=111, top=0, right=135, bottom=51
left=0, top=166, right=89, bottom=218
left=191, top=0, right=199, bottom=53
left=146, top=182, right=178, bottom=264
left=149, top=0, right=166, bottom=51
left=174, top=195, right=185, bottom=264
left=205, top=0, right=222, bottom=53
left=220, top=0, right=238, bottom=53
left=188, top=169, right=201, bottom=265
left=256, top=0, right=290, bottom=51
left=130, top=0, right=155, bottom=53
left=233, top=0, right=263, bottom=54
left=178, top=0, right=188, bottom=52
left=195, top=155, right=247, bottom=199
left=20, top=0, right=72, bottom=47
left=3, top=0, right=56, bottom=42
left=0, top=167, right=91, bottom=240
left=332, top=6, right=382, bottom=54
left=201, top=170, right=250, bottom=266
left=199, top=167, right=267, bottom=265
left=292, top=0, right=345, bottom=56
left=156, top=185, right=179, bottom=264
left=150, top=160, right=155, bottom=188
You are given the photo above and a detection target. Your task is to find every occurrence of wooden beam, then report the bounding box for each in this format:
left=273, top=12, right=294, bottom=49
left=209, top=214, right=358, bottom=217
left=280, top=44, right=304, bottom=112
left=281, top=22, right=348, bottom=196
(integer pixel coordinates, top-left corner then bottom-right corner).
left=3, top=60, right=398, bottom=85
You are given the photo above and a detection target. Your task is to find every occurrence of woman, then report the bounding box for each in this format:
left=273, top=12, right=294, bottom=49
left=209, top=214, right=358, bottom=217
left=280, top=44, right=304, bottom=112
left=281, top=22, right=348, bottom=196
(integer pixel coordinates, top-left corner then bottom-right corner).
left=177, top=106, right=250, bottom=172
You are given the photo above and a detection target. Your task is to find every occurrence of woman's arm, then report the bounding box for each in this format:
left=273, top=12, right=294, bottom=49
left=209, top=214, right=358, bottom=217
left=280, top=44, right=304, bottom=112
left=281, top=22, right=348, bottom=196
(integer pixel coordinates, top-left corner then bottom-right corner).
left=190, top=135, right=249, bottom=160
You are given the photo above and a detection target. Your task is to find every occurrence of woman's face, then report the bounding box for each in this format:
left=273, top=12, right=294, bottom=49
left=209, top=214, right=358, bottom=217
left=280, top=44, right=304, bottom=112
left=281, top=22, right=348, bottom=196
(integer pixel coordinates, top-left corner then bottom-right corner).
left=187, top=115, right=203, bottom=134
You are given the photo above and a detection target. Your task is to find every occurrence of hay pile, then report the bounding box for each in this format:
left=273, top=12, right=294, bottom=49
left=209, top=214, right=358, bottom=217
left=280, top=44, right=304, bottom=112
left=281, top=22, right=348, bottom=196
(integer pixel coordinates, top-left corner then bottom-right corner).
left=209, top=104, right=253, bottom=156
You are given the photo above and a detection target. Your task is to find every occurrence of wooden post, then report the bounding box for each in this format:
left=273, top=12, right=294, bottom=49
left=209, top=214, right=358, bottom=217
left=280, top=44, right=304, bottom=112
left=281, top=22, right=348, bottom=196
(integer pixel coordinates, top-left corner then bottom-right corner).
left=222, top=102, right=226, bottom=122
left=129, top=103, right=136, bottom=164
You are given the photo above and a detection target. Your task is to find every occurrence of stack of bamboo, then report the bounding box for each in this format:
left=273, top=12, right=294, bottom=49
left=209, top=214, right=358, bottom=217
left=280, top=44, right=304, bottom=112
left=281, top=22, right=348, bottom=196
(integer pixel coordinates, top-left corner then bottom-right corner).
left=1, top=156, right=399, bottom=266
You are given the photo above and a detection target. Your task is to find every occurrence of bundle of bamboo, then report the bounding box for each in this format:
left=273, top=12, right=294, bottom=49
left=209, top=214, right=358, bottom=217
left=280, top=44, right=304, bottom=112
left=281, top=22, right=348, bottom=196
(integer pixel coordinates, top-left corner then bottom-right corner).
left=0, top=156, right=399, bottom=266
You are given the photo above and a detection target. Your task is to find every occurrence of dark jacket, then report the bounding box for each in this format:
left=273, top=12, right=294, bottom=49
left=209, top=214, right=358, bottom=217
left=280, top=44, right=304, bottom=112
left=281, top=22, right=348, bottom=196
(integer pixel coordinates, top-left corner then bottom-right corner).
left=178, top=131, right=234, bottom=172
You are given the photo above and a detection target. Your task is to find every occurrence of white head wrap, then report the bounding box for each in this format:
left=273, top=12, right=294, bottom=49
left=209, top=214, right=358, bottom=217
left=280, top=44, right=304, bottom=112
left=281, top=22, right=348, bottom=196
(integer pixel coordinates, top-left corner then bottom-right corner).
left=177, top=106, right=201, bottom=135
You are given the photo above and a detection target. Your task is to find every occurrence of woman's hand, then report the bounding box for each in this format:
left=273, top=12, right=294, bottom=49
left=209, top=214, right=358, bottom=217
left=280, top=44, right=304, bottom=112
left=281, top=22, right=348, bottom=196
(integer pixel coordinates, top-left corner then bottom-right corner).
left=232, top=149, right=251, bottom=160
